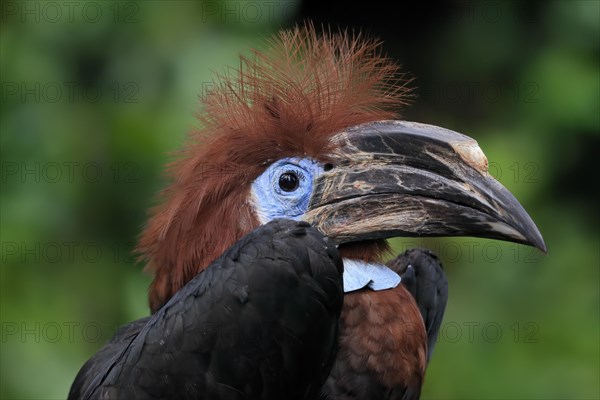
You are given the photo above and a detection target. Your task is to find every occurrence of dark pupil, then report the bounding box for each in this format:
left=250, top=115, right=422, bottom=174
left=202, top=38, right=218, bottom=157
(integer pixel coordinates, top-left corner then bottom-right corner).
left=279, top=172, right=299, bottom=192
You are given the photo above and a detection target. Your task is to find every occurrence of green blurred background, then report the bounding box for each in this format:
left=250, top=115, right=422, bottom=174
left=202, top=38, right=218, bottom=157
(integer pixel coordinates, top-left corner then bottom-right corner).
left=1, top=0, right=598, bottom=398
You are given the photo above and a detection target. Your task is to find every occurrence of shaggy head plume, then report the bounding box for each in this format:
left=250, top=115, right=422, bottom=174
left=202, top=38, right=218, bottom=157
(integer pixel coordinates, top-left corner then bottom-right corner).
left=138, top=23, right=412, bottom=312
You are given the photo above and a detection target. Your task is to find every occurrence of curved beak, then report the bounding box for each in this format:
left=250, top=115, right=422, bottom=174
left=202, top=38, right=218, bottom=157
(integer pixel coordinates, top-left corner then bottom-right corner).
left=304, top=120, right=546, bottom=253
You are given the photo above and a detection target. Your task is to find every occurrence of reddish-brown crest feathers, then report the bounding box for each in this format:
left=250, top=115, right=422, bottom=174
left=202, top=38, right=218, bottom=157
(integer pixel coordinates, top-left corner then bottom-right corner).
left=138, top=23, right=412, bottom=312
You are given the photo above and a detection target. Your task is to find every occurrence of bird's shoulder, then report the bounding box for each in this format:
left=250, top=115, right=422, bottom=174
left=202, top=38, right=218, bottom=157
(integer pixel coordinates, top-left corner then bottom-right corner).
left=71, top=219, right=344, bottom=400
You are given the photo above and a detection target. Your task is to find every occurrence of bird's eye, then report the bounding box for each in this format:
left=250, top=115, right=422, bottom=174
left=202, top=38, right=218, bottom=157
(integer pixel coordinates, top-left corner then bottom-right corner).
left=279, top=171, right=300, bottom=192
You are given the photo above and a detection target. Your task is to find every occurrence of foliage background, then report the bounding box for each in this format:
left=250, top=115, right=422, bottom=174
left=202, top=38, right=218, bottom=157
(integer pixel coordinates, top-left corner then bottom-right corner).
left=1, top=0, right=598, bottom=398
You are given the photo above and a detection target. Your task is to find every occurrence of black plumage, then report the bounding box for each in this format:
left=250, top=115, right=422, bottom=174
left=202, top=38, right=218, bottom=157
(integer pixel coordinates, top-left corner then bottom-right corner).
left=69, top=219, right=344, bottom=400
left=389, top=249, right=448, bottom=362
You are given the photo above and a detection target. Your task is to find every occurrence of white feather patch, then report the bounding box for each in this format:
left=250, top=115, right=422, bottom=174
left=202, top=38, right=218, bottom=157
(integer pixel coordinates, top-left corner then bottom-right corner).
left=342, top=259, right=401, bottom=293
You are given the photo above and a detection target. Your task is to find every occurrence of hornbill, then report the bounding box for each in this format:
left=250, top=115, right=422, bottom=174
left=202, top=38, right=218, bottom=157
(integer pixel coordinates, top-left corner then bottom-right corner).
left=69, top=25, right=546, bottom=399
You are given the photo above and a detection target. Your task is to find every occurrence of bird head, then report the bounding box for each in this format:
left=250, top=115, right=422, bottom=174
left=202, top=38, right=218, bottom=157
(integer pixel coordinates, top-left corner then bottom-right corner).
left=138, top=25, right=545, bottom=312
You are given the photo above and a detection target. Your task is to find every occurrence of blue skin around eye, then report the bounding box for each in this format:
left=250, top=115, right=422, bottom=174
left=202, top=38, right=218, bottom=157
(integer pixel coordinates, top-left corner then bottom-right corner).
left=251, top=156, right=401, bottom=293
left=251, top=157, right=324, bottom=223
